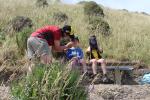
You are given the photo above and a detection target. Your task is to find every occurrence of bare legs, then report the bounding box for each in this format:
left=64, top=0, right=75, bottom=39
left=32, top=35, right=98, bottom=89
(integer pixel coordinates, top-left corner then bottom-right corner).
left=70, top=57, right=87, bottom=73
left=40, top=54, right=52, bottom=64
left=90, top=58, right=107, bottom=75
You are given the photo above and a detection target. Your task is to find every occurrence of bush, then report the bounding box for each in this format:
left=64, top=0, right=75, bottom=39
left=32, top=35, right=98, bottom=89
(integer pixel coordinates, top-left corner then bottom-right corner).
left=84, top=1, right=104, bottom=18
left=11, top=62, right=87, bottom=100
left=78, top=1, right=88, bottom=5
left=88, top=17, right=111, bottom=36
left=4, top=16, right=33, bottom=36
left=16, top=28, right=33, bottom=56
left=36, top=0, right=48, bottom=7
left=141, top=12, right=149, bottom=16
left=10, top=16, right=32, bottom=32
left=52, top=11, right=68, bottom=23
left=0, top=29, right=5, bottom=46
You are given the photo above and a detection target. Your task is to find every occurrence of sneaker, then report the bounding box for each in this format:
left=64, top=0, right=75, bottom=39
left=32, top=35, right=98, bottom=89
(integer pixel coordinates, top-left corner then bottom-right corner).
left=90, top=74, right=97, bottom=79
left=102, top=75, right=114, bottom=84
left=102, top=74, right=109, bottom=83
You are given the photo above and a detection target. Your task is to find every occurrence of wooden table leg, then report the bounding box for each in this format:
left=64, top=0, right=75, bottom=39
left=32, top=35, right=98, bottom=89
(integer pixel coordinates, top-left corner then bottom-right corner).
left=114, top=69, right=122, bottom=85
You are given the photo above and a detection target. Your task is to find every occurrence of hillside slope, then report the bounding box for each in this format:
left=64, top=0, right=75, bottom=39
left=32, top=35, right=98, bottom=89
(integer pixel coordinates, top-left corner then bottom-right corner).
left=0, top=0, right=150, bottom=65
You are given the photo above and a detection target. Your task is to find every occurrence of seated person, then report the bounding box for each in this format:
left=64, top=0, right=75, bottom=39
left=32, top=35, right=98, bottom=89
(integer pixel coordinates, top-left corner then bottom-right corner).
left=66, top=36, right=87, bottom=73
left=86, top=35, right=108, bottom=82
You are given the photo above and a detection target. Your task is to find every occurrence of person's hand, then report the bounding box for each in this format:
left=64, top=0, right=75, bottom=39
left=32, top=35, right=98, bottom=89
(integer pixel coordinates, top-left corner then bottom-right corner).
left=66, top=41, right=74, bottom=48
left=99, top=48, right=103, bottom=53
left=46, top=56, right=52, bottom=64
left=63, top=49, right=67, bottom=52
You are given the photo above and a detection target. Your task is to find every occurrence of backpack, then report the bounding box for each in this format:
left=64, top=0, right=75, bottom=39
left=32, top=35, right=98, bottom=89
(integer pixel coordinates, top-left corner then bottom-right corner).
left=140, top=73, right=150, bottom=85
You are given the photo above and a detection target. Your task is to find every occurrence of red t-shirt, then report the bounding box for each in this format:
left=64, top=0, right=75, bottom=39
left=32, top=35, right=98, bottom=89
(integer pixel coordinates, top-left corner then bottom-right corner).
left=31, top=25, right=61, bottom=46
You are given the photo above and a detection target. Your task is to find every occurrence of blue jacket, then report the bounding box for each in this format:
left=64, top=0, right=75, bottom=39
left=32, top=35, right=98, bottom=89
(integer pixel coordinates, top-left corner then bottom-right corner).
left=66, top=47, right=84, bottom=60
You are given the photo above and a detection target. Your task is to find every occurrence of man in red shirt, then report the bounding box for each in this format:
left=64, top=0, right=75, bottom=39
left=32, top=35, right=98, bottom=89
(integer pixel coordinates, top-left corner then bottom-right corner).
left=27, top=25, right=75, bottom=64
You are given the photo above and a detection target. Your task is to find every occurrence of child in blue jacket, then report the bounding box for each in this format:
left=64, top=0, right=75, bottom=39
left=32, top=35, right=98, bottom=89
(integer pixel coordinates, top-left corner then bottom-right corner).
left=66, top=36, right=87, bottom=73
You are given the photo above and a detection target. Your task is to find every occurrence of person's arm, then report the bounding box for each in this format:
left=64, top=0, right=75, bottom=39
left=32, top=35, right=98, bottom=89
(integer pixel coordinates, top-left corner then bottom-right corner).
left=86, top=46, right=90, bottom=53
left=53, top=40, right=67, bottom=52
left=98, top=47, right=103, bottom=53
left=65, top=41, right=75, bottom=48
left=85, top=46, right=91, bottom=60
left=53, top=40, right=75, bottom=52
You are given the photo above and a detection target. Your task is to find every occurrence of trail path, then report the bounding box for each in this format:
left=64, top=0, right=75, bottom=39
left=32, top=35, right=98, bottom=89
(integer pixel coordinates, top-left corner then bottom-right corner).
left=88, top=84, right=150, bottom=100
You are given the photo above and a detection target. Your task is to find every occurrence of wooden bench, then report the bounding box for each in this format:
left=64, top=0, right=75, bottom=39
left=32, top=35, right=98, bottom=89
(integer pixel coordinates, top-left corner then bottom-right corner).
left=78, top=61, right=137, bottom=84
left=106, top=66, right=134, bottom=84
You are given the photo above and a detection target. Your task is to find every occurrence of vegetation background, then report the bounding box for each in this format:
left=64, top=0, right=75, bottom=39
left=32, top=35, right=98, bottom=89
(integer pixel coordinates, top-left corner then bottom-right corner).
left=0, top=0, right=150, bottom=99
left=0, top=0, right=149, bottom=65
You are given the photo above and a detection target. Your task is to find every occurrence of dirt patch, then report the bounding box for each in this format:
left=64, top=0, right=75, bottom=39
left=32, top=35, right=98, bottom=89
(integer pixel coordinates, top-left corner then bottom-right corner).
left=89, top=84, right=150, bottom=100
left=0, top=85, right=11, bottom=100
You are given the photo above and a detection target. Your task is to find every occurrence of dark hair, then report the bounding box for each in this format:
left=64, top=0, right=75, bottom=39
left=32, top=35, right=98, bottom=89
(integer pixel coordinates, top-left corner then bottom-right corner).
left=62, top=25, right=71, bottom=34
left=69, top=34, right=75, bottom=41
left=74, top=36, right=79, bottom=41
left=89, top=35, right=98, bottom=49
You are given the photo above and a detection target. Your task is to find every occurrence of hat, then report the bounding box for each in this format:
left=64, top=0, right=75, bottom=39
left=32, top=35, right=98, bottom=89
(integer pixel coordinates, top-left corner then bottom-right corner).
left=62, top=25, right=71, bottom=35
left=74, top=36, right=79, bottom=41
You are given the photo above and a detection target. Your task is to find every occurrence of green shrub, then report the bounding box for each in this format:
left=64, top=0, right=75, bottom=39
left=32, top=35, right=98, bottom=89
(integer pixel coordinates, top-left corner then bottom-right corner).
left=4, top=16, right=33, bottom=36
left=0, top=28, right=5, bottom=40
left=88, top=17, right=111, bottom=36
left=78, top=1, right=88, bottom=5
left=36, top=0, right=48, bottom=7
left=52, top=11, right=68, bottom=23
left=16, top=28, right=33, bottom=56
left=84, top=1, right=104, bottom=17
left=9, top=16, right=32, bottom=32
left=141, top=12, right=149, bottom=16
left=0, top=29, right=5, bottom=46
left=11, top=62, right=87, bottom=100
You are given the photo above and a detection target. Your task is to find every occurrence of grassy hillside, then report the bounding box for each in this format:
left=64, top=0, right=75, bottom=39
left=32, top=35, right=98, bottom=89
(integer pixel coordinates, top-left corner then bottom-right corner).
left=0, top=0, right=150, bottom=66
left=0, top=0, right=150, bottom=99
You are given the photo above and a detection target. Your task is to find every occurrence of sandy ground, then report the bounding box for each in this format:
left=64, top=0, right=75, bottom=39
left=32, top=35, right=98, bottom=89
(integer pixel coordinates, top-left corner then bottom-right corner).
left=0, top=86, right=11, bottom=100
left=1, top=84, right=150, bottom=100
left=0, top=67, right=150, bottom=100
left=88, top=84, right=150, bottom=100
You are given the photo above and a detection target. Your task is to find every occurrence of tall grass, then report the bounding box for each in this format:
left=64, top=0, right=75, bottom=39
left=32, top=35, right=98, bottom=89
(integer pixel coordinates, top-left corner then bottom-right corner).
left=16, top=28, right=33, bottom=56
left=0, top=0, right=149, bottom=99
left=0, top=0, right=149, bottom=65
left=11, top=62, right=87, bottom=100
left=101, top=9, right=150, bottom=64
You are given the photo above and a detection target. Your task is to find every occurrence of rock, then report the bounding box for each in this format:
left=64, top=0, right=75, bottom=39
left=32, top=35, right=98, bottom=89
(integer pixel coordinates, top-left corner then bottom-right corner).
left=0, top=86, right=11, bottom=100
left=88, top=84, right=150, bottom=100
